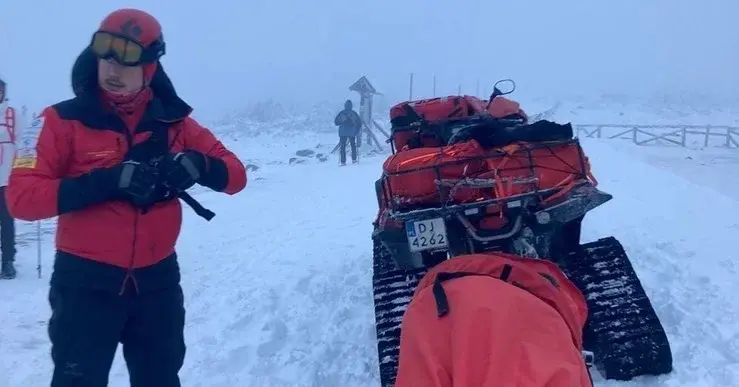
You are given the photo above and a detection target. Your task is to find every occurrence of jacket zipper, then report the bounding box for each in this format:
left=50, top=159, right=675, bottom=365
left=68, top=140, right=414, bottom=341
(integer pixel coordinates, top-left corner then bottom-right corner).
left=119, top=214, right=140, bottom=295
left=118, top=130, right=141, bottom=296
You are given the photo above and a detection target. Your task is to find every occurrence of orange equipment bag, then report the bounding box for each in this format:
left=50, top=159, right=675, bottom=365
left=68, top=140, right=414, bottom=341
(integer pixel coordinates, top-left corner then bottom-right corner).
left=394, top=253, right=592, bottom=387
left=465, top=140, right=594, bottom=230
left=389, top=96, right=486, bottom=151
left=381, top=140, right=487, bottom=206
left=478, top=141, right=594, bottom=207
left=484, top=95, right=527, bottom=120
left=381, top=138, right=594, bottom=211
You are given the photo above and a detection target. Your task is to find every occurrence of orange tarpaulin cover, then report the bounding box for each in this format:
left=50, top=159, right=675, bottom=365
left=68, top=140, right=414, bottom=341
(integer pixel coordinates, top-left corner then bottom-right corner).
left=485, top=96, right=525, bottom=119
left=394, top=253, right=592, bottom=387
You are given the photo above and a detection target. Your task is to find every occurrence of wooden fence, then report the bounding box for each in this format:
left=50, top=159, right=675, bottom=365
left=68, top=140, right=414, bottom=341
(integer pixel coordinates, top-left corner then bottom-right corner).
left=575, top=124, right=739, bottom=149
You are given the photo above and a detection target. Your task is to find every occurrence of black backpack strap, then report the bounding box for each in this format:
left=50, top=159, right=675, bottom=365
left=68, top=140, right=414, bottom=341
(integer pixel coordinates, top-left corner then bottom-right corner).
left=178, top=192, right=215, bottom=220
left=432, top=266, right=514, bottom=317
left=432, top=271, right=480, bottom=317
left=127, top=123, right=216, bottom=221
left=125, top=122, right=170, bottom=164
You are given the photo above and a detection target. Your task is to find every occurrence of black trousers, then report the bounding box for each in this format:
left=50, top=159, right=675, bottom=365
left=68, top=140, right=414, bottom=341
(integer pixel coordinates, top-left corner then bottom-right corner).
left=0, top=186, right=15, bottom=263
left=48, top=283, right=186, bottom=387
left=339, top=136, right=357, bottom=164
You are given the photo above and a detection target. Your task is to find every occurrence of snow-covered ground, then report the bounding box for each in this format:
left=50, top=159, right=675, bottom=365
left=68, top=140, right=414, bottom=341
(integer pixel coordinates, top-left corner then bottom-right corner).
left=598, top=143, right=739, bottom=201
left=580, top=139, right=739, bottom=386
left=1, top=103, right=738, bottom=386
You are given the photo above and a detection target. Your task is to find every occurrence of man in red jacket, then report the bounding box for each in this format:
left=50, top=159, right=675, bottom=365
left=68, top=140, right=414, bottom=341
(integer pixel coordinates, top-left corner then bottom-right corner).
left=6, top=8, right=246, bottom=387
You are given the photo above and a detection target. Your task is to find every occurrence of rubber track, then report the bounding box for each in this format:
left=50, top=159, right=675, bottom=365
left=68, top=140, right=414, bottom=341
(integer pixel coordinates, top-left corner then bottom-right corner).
left=562, top=236, right=673, bottom=380
left=372, top=237, right=425, bottom=387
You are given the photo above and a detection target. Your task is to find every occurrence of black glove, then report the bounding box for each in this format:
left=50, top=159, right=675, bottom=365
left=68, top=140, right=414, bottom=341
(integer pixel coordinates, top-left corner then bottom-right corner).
left=57, top=161, right=159, bottom=215
left=161, top=151, right=206, bottom=192
left=117, top=161, right=160, bottom=206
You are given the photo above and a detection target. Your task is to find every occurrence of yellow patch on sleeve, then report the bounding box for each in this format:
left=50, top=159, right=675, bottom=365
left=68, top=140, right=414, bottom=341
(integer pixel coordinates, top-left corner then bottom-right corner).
left=13, top=156, right=37, bottom=169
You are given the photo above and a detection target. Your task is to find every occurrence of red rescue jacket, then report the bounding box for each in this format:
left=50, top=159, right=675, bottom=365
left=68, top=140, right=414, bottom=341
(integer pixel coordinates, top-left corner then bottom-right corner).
left=6, top=52, right=246, bottom=277
left=394, top=253, right=592, bottom=387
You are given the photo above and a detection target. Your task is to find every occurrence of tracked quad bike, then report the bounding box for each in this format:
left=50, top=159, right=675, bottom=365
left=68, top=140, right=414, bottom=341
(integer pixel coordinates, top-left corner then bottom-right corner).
left=371, top=80, right=673, bottom=386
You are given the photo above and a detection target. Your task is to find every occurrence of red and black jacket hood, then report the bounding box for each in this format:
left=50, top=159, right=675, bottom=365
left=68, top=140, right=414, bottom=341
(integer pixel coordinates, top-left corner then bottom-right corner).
left=70, top=47, right=192, bottom=123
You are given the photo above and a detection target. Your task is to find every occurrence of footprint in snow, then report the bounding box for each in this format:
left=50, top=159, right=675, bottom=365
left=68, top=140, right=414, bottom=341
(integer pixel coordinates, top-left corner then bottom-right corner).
left=256, top=319, right=289, bottom=358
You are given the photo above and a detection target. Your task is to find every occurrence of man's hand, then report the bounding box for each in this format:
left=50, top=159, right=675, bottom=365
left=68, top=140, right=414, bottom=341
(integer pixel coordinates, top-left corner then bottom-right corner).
left=56, top=160, right=159, bottom=214
left=162, top=151, right=206, bottom=192
left=117, top=161, right=160, bottom=206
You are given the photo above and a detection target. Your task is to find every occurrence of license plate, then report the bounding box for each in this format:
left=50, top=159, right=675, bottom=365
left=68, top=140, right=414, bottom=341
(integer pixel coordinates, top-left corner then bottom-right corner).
left=406, top=218, right=448, bottom=252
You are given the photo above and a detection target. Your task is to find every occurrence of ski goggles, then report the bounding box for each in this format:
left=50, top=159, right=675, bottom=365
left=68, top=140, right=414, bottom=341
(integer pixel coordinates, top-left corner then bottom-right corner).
left=90, top=31, right=165, bottom=66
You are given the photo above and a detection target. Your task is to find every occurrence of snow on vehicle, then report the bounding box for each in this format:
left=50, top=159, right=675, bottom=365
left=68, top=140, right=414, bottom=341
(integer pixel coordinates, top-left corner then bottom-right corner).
left=371, top=80, right=673, bottom=386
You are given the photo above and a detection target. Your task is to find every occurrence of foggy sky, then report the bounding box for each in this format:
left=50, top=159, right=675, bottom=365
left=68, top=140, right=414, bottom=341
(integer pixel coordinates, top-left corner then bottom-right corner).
left=2, top=0, right=739, bottom=119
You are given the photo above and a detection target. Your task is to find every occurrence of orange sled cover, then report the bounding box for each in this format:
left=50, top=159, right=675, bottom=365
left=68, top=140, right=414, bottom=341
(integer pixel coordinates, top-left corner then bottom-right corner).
left=394, top=254, right=592, bottom=387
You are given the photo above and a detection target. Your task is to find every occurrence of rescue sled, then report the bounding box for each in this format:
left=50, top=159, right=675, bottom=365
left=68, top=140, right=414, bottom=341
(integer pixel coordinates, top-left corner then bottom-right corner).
left=370, top=80, right=672, bottom=386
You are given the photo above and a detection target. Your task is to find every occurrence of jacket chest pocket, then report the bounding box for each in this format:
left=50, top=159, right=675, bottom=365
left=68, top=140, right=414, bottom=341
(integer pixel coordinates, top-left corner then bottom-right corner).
left=71, top=127, right=126, bottom=173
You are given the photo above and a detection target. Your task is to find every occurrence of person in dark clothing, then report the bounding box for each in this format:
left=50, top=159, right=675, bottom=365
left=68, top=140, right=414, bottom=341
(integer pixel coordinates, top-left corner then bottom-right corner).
left=6, top=8, right=247, bottom=386
left=333, top=99, right=362, bottom=165
left=0, top=77, right=17, bottom=279
left=0, top=187, right=15, bottom=279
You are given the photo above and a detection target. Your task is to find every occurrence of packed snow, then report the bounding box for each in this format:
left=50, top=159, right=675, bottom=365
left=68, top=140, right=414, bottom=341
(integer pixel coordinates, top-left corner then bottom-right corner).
left=0, top=101, right=737, bottom=386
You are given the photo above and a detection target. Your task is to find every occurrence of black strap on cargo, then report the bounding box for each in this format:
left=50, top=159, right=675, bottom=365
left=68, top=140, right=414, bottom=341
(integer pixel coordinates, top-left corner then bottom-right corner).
left=402, top=103, right=422, bottom=123
left=447, top=97, right=465, bottom=118
left=432, top=265, right=512, bottom=317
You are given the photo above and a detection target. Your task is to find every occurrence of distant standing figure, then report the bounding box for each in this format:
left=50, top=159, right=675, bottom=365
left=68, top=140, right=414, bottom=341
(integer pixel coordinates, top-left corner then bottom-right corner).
left=334, top=99, right=362, bottom=165
left=0, top=76, right=17, bottom=279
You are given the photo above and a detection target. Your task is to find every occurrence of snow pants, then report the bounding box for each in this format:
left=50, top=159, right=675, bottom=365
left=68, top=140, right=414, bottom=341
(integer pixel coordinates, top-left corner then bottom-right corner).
left=339, top=135, right=357, bottom=164
left=0, top=186, right=15, bottom=263
left=48, top=283, right=186, bottom=387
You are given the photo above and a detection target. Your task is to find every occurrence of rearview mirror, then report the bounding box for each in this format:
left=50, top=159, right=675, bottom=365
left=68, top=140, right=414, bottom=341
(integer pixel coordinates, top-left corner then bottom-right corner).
left=489, top=79, right=516, bottom=100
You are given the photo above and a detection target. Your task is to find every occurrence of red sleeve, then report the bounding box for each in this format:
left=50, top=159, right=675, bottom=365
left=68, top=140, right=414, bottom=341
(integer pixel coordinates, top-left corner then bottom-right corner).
left=6, top=107, right=69, bottom=221
left=181, top=117, right=246, bottom=195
